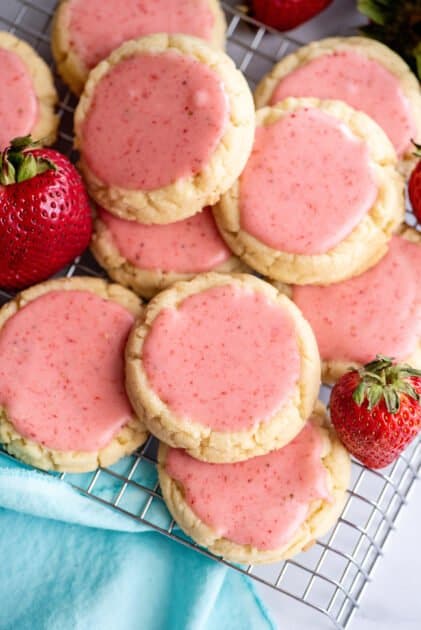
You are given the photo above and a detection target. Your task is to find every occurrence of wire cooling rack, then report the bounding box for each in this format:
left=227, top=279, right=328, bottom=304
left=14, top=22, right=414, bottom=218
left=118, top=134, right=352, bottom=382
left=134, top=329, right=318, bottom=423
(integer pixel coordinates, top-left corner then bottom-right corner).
left=0, top=1, right=420, bottom=628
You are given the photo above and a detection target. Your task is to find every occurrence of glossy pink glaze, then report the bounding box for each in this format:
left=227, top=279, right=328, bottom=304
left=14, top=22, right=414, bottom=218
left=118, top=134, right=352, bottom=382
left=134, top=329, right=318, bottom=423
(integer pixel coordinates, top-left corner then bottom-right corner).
left=68, top=0, right=216, bottom=69
left=0, top=48, right=38, bottom=149
left=81, top=52, right=228, bottom=190
left=239, top=108, right=377, bottom=254
left=270, top=50, right=415, bottom=156
left=0, top=291, right=135, bottom=451
left=100, top=206, right=231, bottom=272
left=292, top=236, right=421, bottom=363
left=166, top=422, right=330, bottom=549
left=143, top=284, right=300, bottom=431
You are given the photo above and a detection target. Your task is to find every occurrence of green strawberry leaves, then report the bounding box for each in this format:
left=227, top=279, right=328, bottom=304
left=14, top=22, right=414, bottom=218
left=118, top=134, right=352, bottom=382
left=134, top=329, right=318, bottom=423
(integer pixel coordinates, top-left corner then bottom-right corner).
left=351, top=355, right=421, bottom=413
left=357, top=0, right=421, bottom=80
left=0, top=136, right=56, bottom=185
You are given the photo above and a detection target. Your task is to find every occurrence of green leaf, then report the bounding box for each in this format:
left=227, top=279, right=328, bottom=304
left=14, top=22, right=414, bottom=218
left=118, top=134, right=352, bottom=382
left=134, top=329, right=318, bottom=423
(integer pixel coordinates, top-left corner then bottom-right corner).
left=0, top=136, right=56, bottom=185
left=367, top=384, right=383, bottom=410
left=412, top=141, right=421, bottom=159
left=364, top=356, right=393, bottom=374
left=356, top=356, right=421, bottom=415
left=0, top=158, right=15, bottom=185
left=383, top=387, right=400, bottom=414
left=357, top=0, right=387, bottom=24
left=16, top=154, right=37, bottom=183
left=362, top=371, right=384, bottom=384
left=16, top=155, right=56, bottom=182
left=7, top=150, right=24, bottom=169
left=37, top=157, right=57, bottom=174
left=353, top=381, right=368, bottom=406
left=395, top=381, right=420, bottom=402
left=10, top=135, right=36, bottom=151
left=399, top=366, right=421, bottom=378
left=358, top=1, right=421, bottom=80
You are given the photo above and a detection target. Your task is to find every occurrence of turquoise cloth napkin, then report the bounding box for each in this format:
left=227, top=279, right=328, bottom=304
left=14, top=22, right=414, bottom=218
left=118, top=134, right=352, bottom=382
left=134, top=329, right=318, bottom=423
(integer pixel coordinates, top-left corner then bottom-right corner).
left=0, top=453, right=274, bottom=630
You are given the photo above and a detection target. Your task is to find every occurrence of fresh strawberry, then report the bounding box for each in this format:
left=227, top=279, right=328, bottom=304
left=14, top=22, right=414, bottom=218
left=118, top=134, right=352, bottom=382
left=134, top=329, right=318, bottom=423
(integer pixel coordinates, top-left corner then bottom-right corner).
left=0, top=136, right=92, bottom=290
left=251, top=0, right=333, bottom=31
left=408, top=142, right=421, bottom=223
left=330, top=356, right=421, bottom=469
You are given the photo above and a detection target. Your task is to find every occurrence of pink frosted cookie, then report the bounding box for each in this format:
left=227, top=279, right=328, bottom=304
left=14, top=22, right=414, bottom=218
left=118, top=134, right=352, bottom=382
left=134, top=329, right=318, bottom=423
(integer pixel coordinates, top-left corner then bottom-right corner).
left=0, top=32, right=57, bottom=149
left=254, top=37, right=421, bottom=175
left=285, top=227, right=421, bottom=383
left=91, top=205, right=247, bottom=298
left=74, top=34, right=254, bottom=224
left=158, top=403, right=350, bottom=564
left=0, top=278, right=148, bottom=472
left=214, top=97, right=404, bottom=285
left=52, top=0, right=227, bottom=94
left=125, top=273, right=320, bottom=463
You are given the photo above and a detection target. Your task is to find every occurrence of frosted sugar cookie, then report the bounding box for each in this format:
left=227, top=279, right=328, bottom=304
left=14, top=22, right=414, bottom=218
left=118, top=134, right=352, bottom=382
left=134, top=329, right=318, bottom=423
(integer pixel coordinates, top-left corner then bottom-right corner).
left=0, top=32, right=57, bottom=148
left=158, top=403, right=350, bottom=564
left=285, top=227, right=421, bottom=383
left=0, top=278, right=148, bottom=472
left=52, top=0, right=226, bottom=94
left=91, top=205, right=247, bottom=298
left=213, top=98, right=404, bottom=285
left=126, top=273, right=320, bottom=462
left=74, top=34, right=255, bottom=224
left=254, top=37, right=421, bottom=175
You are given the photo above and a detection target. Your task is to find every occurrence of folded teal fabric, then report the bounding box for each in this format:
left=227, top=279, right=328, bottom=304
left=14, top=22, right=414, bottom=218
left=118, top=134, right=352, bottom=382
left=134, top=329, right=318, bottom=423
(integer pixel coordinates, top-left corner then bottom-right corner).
left=0, top=453, right=274, bottom=630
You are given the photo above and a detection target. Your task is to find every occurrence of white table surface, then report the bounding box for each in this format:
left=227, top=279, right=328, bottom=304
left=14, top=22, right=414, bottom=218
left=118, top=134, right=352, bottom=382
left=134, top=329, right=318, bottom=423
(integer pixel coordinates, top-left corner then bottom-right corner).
left=257, top=479, right=421, bottom=629
left=254, top=1, right=421, bottom=627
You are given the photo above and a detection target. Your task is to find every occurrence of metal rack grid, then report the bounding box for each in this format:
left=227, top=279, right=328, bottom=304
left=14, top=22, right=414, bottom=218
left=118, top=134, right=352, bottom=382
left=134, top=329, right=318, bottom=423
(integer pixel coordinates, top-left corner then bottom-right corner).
left=0, top=1, right=419, bottom=628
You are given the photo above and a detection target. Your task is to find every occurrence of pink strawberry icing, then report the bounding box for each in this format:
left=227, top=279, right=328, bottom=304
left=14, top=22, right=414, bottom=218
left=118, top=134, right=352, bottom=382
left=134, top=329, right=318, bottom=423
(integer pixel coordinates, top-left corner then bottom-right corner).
left=0, top=48, right=38, bottom=150
left=239, top=108, right=378, bottom=255
left=99, top=206, right=231, bottom=273
left=0, top=290, right=136, bottom=451
left=270, top=50, right=415, bottom=157
left=81, top=52, right=228, bottom=191
left=143, top=284, right=300, bottom=431
left=292, top=236, right=421, bottom=364
left=166, top=421, right=330, bottom=550
left=68, top=0, right=217, bottom=70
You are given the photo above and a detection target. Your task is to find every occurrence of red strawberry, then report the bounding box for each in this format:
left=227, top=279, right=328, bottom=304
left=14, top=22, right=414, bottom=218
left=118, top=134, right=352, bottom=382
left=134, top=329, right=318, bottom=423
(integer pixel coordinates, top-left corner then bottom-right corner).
left=408, top=142, right=421, bottom=223
left=0, top=136, right=92, bottom=290
left=251, top=0, right=333, bottom=31
left=330, top=356, right=421, bottom=469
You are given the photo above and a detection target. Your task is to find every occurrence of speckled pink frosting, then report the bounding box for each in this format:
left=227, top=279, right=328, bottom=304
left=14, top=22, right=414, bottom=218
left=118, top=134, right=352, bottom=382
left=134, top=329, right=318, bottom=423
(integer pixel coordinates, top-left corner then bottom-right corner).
left=293, top=236, right=421, bottom=363
left=239, top=108, right=377, bottom=255
left=0, top=48, right=38, bottom=149
left=143, top=284, right=300, bottom=431
left=68, top=0, right=217, bottom=69
left=99, top=206, right=231, bottom=273
left=270, top=50, right=415, bottom=156
left=81, top=51, right=228, bottom=190
left=0, top=290, right=135, bottom=451
left=166, top=421, right=330, bottom=549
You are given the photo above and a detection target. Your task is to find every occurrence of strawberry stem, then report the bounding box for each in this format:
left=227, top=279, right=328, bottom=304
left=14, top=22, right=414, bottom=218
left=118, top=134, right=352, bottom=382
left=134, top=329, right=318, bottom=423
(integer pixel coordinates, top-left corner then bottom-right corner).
left=351, top=355, right=421, bottom=413
left=0, top=135, right=56, bottom=185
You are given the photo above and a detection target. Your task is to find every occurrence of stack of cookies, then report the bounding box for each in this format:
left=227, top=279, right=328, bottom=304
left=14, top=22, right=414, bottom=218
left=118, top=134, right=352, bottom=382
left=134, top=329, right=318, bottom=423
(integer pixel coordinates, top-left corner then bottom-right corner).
left=248, top=36, right=421, bottom=383
left=124, top=272, right=351, bottom=563
left=0, top=0, right=420, bottom=565
left=64, top=2, right=355, bottom=562
left=79, top=32, right=256, bottom=297
left=52, top=0, right=255, bottom=298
